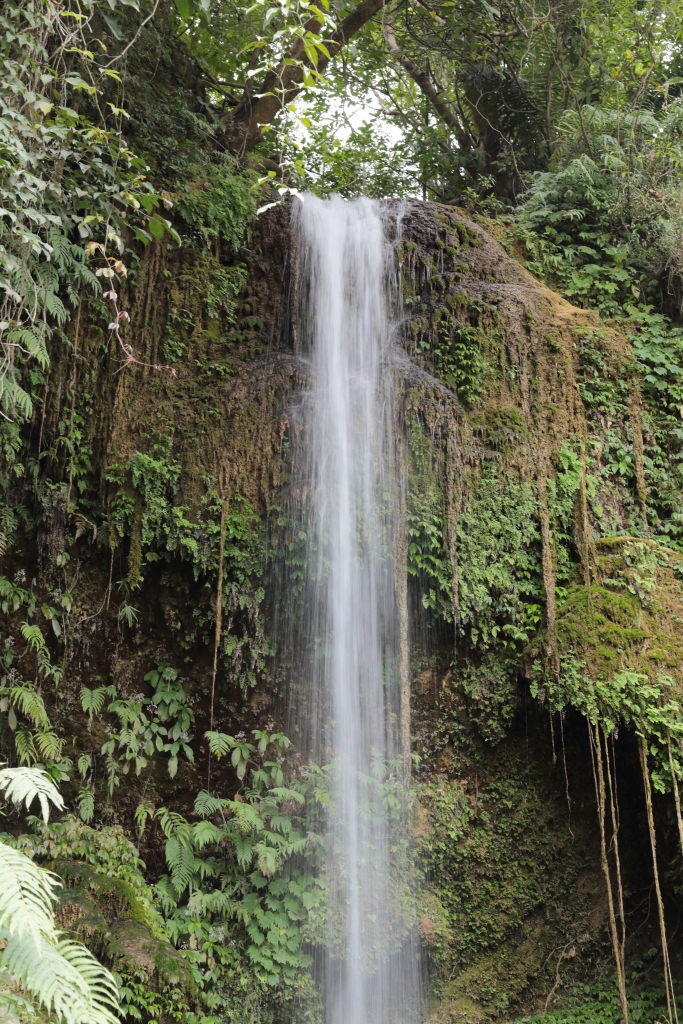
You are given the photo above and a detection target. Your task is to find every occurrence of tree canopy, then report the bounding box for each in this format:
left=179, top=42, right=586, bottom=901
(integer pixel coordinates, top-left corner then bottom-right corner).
left=2, top=0, right=683, bottom=411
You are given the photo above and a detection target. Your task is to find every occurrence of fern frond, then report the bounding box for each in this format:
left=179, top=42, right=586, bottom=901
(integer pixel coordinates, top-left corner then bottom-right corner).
left=20, top=622, right=46, bottom=652
left=191, top=820, right=224, bottom=849
left=0, top=841, right=60, bottom=946
left=165, top=835, right=196, bottom=894
left=205, top=730, right=235, bottom=757
left=157, top=808, right=190, bottom=840
left=76, top=788, right=94, bottom=824
left=80, top=686, right=114, bottom=718
left=14, top=727, right=37, bottom=766
left=10, top=683, right=50, bottom=728
left=0, top=765, right=64, bottom=821
left=35, top=729, right=62, bottom=760
left=193, top=789, right=232, bottom=818
left=0, top=930, right=119, bottom=1024
left=0, top=836, right=120, bottom=1024
left=154, top=875, right=180, bottom=915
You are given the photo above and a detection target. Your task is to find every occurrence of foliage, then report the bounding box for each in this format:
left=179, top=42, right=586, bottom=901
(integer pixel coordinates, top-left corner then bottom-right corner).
left=108, top=460, right=273, bottom=688
left=98, top=664, right=194, bottom=794
left=115, top=970, right=191, bottom=1024
left=0, top=593, right=70, bottom=777
left=460, top=653, right=520, bottom=745
left=281, top=116, right=416, bottom=199
left=0, top=765, right=64, bottom=822
left=0, top=766, right=119, bottom=1024
left=515, top=977, right=683, bottom=1024
left=530, top=539, right=683, bottom=788
left=513, top=100, right=683, bottom=318
left=175, top=161, right=256, bottom=250
left=407, top=453, right=454, bottom=626
left=0, top=0, right=174, bottom=422
left=456, top=466, right=542, bottom=649
left=13, top=815, right=167, bottom=941
left=151, top=730, right=323, bottom=1022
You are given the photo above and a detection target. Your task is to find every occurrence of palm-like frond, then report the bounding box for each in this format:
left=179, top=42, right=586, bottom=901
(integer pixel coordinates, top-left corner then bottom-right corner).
left=0, top=930, right=119, bottom=1024
left=0, top=841, right=60, bottom=944
left=0, top=765, right=64, bottom=822
left=0, top=766, right=120, bottom=1024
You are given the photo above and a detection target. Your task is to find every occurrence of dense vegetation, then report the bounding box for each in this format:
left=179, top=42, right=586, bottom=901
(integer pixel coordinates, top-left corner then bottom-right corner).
left=1, top=1, right=683, bottom=1023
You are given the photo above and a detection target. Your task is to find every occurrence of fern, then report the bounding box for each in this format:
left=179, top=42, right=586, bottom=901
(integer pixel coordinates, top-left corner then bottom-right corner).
left=20, top=621, right=46, bottom=652
left=14, top=726, right=37, bottom=766
left=0, top=931, right=119, bottom=1024
left=9, top=683, right=51, bottom=729
left=133, top=799, right=154, bottom=837
left=0, top=842, right=61, bottom=943
left=0, top=379, right=32, bottom=420
left=205, top=730, right=235, bottom=757
left=0, top=765, right=63, bottom=821
left=80, top=685, right=115, bottom=719
left=0, top=766, right=119, bottom=1024
left=35, top=728, right=62, bottom=761
left=191, top=820, right=224, bottom=849
left=44, top=289, right=67, bottom=326
left=76, top=788, right=95, bottom=824
left=164, top=836, right=196, bottom=894
left=193, top=789, right=232, bottom=817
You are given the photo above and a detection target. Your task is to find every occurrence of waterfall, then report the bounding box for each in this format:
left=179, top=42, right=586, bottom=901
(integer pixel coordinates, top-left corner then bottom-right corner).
left=290, top=194, right=420, bottom=1024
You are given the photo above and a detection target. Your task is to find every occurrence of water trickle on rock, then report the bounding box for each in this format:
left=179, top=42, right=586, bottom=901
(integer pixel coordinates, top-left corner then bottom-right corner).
left=291, top=194, right=420, bottom=1024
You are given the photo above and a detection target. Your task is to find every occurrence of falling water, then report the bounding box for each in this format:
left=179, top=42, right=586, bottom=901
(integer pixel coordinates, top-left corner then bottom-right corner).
left=290, top=194, right=420, bottom=1024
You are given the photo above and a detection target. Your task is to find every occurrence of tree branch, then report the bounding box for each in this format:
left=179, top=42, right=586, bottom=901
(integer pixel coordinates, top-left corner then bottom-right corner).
left=227, top=0, right=386, bottom=153
left=382, top=13, right=471, bottom=151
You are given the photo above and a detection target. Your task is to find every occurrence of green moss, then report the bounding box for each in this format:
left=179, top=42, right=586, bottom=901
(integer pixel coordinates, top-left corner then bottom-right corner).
left=470, top=407, right=529, bottom=454
left=530, top=539, right=683, bottom=785
left=553, top=540, right=683, bottom=687
left=106, top=918, right=193, bottom=989
left=416, top=738, right=597, bottom=1019
left=444, top=288, right=469, bottom=310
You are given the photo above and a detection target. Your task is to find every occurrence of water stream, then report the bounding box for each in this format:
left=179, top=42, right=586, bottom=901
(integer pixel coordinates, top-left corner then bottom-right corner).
left=291, top=194, right=420, bottom=1024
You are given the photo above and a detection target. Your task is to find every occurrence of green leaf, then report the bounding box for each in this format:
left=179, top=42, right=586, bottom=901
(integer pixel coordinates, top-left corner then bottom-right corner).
left=147, top=215, right=166, bottom=239
left=174, top=0, right=193, bottom=20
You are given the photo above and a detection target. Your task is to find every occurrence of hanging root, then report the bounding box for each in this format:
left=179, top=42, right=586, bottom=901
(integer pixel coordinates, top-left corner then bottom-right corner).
left=667, top=733, right=683, bottom=855
left=605, top=733, right=627, bottom=988
left=640, top=737, right=677, bottom=1024
left=589, top=721, right=629, bottom=1024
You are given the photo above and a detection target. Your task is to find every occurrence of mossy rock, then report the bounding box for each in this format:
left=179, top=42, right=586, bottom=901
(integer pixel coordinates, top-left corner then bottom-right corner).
left=556, top=537, right=683, bottom=691
left=431, top=919, right=555, bottom=1021
left=425, top=991, right=489, bottom=1024
left=51, top=859, right=195, bottom=996
left=106, top=917, right=193, bottom=991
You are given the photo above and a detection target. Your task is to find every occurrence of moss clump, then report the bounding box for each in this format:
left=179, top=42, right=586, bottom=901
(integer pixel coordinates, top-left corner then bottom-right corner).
left=531, top=538, right=683, bottom=786
left=470, top=406, right=529, bottom=456
left=555, top=539, right=683, bottom=688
